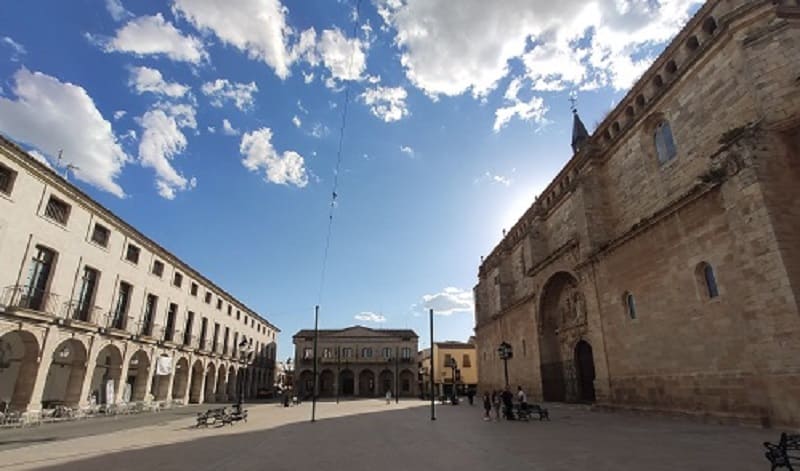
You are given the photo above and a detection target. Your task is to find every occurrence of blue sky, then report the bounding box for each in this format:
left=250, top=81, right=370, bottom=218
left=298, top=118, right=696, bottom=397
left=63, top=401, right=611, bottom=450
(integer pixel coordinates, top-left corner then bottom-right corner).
left=0, top=0, right=700, bottom=361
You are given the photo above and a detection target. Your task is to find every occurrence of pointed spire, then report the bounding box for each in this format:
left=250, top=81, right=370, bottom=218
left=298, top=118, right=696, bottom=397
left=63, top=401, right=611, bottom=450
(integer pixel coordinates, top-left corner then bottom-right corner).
left=571, top=108, right=590, bottom=154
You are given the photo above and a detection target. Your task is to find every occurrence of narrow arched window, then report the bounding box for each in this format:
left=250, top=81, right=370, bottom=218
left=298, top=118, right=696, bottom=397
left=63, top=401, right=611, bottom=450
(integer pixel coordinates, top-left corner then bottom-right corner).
left=654, top=120, right=677, bottom=164
left=522, top=339, right=527, bottom=356
left=699, top=262, right=719, bottom=298
left=624, top=292, right=637, bottom=319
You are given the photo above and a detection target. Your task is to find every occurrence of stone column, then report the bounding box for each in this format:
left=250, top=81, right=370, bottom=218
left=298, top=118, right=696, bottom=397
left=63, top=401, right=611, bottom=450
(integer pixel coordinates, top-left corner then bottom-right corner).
left=78, top=336, right=100, bottom=408
left=25, top=328, right=60, bottom=412
left=115, top=345, right=132, bottom=404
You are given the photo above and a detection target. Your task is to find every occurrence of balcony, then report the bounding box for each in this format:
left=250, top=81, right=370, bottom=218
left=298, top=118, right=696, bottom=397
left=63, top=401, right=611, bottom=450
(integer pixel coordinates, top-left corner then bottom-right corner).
left=1, top=285, right=61, bottom=318
left=103, top=312, right=133, bottom=336
left=61, top=300, right=103, bottom=326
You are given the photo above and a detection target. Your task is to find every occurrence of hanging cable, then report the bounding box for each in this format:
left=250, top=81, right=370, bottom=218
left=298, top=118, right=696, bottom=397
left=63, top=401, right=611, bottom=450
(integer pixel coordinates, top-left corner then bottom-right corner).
left=317, top=0, right=363, bottom=306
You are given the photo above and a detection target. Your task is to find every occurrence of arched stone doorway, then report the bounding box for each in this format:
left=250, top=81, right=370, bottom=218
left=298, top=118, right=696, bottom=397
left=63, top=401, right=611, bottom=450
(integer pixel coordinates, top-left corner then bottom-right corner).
left=319, top=369, right=334, bottom=396
left=216, top=367, right=227, bottom=402
left=298, top=370, right=314, bottom=398
left=172, top=357, right=189, bottom=401
left=42, top=338, right=88, bottom=408
left=0, top=330, right=40, bottom=411
left=399, top=369, right=415, bottom=397
left=189, top=360, right=204, bottom=403
left=125, top=350, right=151, bottom=402
left=575, top=340, right=596, bottom=403
left=358, top=370, right=375, bottom=397
left=339, top=369, right=354, bottom=396
left=204, top=363, right=217, bottom=403
left=538, top=271, right=588, bottom=402
left=151, top=354, right=172, bottom=401
left=379, top=369, right=393, bottom=395
left=90, top=344, right=123, bottom=404
left=226, top=366, right=237, bottom=399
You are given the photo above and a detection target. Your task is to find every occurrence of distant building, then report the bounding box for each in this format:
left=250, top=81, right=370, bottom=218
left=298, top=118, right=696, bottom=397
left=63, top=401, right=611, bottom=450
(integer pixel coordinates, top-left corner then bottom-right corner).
left=418, top=341, right=477, bottom=399
left=474, top=0, right=800, bottom=427
left=0, top=136, right=279, bottom=414
left=292, top=326, right=418, bottom=398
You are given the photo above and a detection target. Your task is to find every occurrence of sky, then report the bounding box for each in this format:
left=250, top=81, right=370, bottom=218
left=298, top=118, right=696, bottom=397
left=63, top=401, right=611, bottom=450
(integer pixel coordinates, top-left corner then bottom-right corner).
left=0, top=0, right=702, bottom=361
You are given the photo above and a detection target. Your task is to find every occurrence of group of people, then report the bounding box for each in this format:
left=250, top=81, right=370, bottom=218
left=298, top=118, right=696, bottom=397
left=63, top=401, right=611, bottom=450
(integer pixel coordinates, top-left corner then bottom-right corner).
left=482, top=386, right=527, bottom=421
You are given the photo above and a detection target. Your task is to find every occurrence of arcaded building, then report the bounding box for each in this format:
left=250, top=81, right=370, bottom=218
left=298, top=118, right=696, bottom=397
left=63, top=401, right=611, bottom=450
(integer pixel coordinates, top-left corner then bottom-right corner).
left=293, top=326, right=418, bottom=398
left=0, top=136, right=279, bottom=414
left=474, top=0, right=800, bottom=427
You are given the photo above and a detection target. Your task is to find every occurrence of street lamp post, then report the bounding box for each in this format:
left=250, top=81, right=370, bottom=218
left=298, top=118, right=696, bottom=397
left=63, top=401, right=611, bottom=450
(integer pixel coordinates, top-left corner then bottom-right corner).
left=237, top=339, right=249, bottom=406
left=449, top=358, right=459, bottom=404
left=498, top=342, right=513, bottom=388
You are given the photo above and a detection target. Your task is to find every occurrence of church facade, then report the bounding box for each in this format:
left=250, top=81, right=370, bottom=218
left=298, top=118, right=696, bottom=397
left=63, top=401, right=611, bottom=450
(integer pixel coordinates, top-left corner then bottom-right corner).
left=473, top=0, right=800, bottom=427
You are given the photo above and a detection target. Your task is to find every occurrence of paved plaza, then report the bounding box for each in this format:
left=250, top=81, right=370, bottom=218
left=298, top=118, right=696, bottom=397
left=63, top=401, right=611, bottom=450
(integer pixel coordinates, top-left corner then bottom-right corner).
left=0, top=400, right=781, bottom=470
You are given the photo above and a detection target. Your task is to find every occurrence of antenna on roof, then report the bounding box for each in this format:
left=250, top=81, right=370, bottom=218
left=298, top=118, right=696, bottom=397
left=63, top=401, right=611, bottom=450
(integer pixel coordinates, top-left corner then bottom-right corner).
left=55, top=149, right=79, bottom=181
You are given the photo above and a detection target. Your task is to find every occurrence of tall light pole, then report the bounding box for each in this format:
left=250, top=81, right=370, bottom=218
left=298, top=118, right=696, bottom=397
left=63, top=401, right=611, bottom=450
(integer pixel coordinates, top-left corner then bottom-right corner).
left=311, top=305, right=319, bottom=423
left=429, top=308, right=435, bottom=421
left=498, top=341, right=513, bottom=388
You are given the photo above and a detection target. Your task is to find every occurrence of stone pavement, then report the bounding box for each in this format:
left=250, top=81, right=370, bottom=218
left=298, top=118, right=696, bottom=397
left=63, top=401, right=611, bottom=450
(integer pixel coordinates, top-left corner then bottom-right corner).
left=0, top=399, right=782, bottom=470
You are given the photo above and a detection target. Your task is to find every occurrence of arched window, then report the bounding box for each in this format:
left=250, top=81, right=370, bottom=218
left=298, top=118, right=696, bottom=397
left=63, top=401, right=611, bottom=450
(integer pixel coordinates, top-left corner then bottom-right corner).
left=654, top=120, right=677, bottom=164
left=522, top=339, right=527, bottom=356
left=361, top=347, right=372, bottom=358
left=697, top=262, right=720, bottom=298
left=624, top=292, right=637, bottom=319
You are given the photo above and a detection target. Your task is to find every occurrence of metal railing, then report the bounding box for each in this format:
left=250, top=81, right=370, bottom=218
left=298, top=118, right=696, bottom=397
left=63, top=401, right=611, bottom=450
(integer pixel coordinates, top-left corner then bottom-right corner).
left=164, top=328, right=179, bottom=343
left=104, top=312, right=132, bottom=331
left=1, top=285, right=61, bottom=316
left=61, top=300, right=103, bottom=324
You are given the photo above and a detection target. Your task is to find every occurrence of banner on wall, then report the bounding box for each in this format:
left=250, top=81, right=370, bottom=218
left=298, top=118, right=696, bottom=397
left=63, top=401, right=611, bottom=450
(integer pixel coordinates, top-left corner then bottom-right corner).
left=156, top=355, right=173, bottom=376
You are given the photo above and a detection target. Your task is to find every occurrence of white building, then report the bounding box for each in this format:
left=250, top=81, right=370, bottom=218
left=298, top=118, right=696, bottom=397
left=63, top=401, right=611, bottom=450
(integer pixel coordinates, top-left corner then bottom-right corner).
left=0, top=135, right=279, bottom=414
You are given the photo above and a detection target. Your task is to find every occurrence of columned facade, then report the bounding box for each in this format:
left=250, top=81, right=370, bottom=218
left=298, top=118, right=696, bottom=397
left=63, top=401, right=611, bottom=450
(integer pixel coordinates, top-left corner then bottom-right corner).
left=0, top=137, right=279, bottom=415
left=292, top=326, right=418, bottom=400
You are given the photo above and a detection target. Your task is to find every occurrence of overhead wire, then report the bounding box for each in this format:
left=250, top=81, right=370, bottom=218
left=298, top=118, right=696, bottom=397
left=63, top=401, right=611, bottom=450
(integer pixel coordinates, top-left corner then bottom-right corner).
left=316, top=0, right=363, bottom=307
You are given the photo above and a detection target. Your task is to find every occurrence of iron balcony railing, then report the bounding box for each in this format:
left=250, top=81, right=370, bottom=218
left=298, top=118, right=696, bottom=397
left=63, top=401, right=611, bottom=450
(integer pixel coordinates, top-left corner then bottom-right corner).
left=164, top=328, right=179, bottom=343
left=104, top=312, right=132, bottom=331
left=1, top=285, right=61, bottom=316
left=62, top=300, right=103, bottom=324
left=135, top=319, right=156, bottom=337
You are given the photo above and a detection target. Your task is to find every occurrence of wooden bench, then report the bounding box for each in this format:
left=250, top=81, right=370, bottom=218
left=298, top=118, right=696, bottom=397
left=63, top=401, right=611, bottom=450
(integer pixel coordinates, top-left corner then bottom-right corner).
left=765, top=433, right=800, bottom=470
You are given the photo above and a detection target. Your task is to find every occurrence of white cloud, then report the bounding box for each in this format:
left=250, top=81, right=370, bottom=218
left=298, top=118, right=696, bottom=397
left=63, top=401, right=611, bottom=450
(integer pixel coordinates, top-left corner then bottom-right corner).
left=317, top=28, right=367, bottom=83
left=297, top=100, right=308, bottom=114
left=475, top=171, right=513, bottom=186
left=27, top=149, right=52, bottom=169
left=400, top=145, right=414, bottom=157
left=201, top=79, right=258, bottom=111
left=0, top=69, right=129, bottom=197
left=129, top=66, right=190, bottom=98
left=361, top=85, right=409, bottom=123
left=302, top=71, right=314, bottom=84
left=222, top=118, right=239, bottom=136
left=2, top=36, right=26, bottom=62
left=376, top=0, right=700, bottom=98
left=354, top=312, right=387, bottom=323
left=291, top=115, right=301, bottom=128
left=310, top=123, right=329, bottom=139
left=207, top=126, right=216, bottom=133
left=421, top=287, right=474, bottom=315
left=172, top=0, right=316, bottom=79
left=104, top=14, right=208, bottom=64
left=137, top=102, right=197, bottom=199
left=105, top=0, right=132, bottom=22
left=493, top=77, right=548, bottom=132
left=240, top=127, right=308, bottom=187
left=113, top=110, right=127, bottom=120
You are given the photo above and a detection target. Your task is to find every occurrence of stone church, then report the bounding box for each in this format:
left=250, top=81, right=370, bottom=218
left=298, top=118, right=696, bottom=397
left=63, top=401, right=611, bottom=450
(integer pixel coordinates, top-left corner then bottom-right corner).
left=474, top=0, right=800, bottom=427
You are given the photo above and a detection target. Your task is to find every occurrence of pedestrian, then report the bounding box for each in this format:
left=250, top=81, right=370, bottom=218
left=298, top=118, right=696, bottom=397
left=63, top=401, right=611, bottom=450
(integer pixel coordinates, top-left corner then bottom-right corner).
left=385, top=389, right=392, bottom=404
left=482, top=392, right=492, bottom=421
left=517, top=385, right=528, bottom=412
left=492, top=390, right=501, bottom=420
left=501, top=386, right=515, bottom=420
left=467, top=388, right=475, bottom=406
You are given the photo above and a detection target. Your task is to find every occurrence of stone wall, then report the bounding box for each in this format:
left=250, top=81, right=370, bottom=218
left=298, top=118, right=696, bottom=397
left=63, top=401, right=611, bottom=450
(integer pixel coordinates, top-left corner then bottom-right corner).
left=474, top=0, right=800, bottom=427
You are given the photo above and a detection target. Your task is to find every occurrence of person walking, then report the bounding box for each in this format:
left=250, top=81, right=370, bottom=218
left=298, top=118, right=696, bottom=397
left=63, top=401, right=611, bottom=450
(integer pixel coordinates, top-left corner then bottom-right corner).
left=501, top=386, right=515, bottom=420
left=491, top=390, right=501, bottom=420
left=385, top=389, right=392, bottom=404
left=482, top=392, right=492, bottom=421
left=517, top=385, right=528, bottom=411
left=467, top=388, right=475, bottom=406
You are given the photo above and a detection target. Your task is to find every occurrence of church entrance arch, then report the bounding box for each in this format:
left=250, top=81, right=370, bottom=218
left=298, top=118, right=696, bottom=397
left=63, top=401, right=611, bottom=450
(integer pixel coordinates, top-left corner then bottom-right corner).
left=575, top=340, right=596, bottom=403
left=537, top=271, right=588, bottom=402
